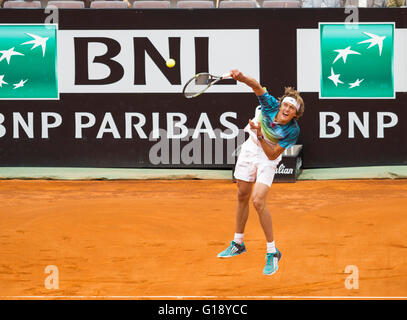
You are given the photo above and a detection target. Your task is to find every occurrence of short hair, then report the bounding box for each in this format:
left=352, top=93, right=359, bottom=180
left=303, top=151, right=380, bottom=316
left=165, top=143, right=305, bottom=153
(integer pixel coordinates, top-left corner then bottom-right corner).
left=278, top=87, right=305, bottom=120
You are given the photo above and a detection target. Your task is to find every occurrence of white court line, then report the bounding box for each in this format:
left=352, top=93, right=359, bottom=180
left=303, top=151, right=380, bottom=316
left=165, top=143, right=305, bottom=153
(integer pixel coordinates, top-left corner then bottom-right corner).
left=1, top=296, right=407, bottom=299
left=226, top=296, right=407, bottom=299
left=0, top=296, right=217, bottom=299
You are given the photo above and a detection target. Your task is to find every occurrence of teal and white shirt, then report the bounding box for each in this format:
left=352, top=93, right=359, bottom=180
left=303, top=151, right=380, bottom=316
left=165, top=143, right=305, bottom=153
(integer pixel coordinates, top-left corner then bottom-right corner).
left=245, top=92, right=300, bottom=149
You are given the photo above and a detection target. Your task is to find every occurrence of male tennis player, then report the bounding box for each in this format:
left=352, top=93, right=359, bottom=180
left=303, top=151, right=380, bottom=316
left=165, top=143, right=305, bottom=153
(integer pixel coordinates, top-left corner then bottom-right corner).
left=217, top=69, right=304, bottom=276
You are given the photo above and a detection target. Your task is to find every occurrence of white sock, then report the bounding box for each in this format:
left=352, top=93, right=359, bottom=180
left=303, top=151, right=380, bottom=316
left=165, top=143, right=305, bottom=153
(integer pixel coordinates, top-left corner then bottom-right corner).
left=234, top=233, right=244, bottom=245
left=267, top=241, right=277, bottom=253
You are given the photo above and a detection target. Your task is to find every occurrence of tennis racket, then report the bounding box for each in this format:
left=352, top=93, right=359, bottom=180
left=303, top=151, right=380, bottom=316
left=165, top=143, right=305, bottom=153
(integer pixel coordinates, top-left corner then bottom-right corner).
left=182, top=72, right=232, bottom=99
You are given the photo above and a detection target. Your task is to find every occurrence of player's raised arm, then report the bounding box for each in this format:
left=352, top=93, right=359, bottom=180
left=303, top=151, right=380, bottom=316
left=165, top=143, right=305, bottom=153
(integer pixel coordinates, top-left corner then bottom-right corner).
left=230, top=69, right=266, bottom=96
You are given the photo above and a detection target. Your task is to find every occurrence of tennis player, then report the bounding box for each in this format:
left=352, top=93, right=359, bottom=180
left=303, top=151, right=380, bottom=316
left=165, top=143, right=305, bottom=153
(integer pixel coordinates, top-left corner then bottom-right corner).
left=217, top=69, right=305, bottom=276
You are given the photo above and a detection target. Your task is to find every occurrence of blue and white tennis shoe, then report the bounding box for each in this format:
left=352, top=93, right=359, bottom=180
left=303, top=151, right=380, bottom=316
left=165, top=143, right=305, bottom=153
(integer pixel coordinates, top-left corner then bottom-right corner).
left=217, top=241, right=246, bottom=258
left=263, top=249, right=282, bottom=276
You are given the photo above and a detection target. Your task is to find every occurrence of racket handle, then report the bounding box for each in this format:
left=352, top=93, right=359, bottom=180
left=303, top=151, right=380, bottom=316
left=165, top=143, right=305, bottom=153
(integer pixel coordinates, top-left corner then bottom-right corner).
left=221, top=72, right=232, bottom=79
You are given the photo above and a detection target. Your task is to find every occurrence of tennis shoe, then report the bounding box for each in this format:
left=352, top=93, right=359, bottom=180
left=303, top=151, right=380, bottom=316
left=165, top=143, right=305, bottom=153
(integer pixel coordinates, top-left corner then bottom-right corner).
left=217, top=241, right=246, bottom=258
left=263, top=249, right=282, bottom=276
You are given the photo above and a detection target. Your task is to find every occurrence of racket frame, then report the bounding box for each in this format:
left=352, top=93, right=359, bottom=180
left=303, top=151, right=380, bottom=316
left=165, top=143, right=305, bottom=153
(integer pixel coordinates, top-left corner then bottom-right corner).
left=182, top=72, right=231, bottom=99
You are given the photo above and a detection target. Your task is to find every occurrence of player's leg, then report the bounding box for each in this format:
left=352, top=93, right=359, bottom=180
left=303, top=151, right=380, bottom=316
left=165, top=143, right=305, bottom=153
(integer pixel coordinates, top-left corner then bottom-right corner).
left=235, top=179, right=253, bottom=234
left=251, top=182, right=273, bottom=242
left=217, top=179, right=253, bottom=258
left=218, top=138, right=257, bottom=258
left=252, top=182, right=282, bottom=275
left=253, top=162, right=283, bottom=275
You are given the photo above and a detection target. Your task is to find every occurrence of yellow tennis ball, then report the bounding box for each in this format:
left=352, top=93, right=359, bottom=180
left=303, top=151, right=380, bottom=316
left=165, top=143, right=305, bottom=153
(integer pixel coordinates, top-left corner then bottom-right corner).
left=166, top=58, right=176, bottom=68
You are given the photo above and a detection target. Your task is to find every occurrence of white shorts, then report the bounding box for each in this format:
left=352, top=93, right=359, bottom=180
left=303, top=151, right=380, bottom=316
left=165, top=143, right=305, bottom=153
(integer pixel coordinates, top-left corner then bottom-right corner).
left=234, top=138, right=282, bottom=187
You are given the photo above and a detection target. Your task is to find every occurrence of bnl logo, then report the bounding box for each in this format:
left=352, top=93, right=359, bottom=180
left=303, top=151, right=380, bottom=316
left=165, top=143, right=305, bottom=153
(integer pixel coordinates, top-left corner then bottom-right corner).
left=74, top=36, right=236, bottom=86
left=0, top=24, right=58, bottom=99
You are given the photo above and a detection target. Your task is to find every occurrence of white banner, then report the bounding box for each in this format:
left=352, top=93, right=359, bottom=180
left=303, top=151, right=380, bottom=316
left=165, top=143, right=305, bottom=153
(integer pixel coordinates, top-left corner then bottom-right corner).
left=58, top=29, right=260, bottom=93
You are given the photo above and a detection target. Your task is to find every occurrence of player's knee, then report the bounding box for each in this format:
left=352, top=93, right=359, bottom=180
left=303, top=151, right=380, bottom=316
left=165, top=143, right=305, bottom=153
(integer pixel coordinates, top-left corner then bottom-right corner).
left=252, top=197, right=266, bottom=212
left=237, top=190, right=251, bottom=203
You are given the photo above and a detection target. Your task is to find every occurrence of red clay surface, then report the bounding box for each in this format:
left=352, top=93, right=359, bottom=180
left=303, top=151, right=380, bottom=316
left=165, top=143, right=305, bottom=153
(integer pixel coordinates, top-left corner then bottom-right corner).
left=0, top=179, right=406, bottom=299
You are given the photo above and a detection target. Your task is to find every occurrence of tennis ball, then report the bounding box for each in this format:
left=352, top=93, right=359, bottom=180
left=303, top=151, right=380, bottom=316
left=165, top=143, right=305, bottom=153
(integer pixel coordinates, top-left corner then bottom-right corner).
left=166, top=58, right=176, bottom=68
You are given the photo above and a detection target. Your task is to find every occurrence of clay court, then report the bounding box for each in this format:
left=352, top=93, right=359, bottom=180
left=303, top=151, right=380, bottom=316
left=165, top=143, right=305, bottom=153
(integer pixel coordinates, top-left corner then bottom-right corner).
left=0, top=178, right=406, bottom=299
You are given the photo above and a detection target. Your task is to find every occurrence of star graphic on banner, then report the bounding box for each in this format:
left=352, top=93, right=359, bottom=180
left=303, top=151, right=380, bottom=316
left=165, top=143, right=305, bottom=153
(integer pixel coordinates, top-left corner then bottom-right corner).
left=328, top=67, right=343, bottom=86
left=13, top=79, right=28, bottom=89
left=358, top=32, right=386, bottom=56
left=349, top=78, right=364, bottom=88
left=0, top=47, right=24, bottom=64
left=0, top=75, right=8, bottom=87
left=333, top=46, right=361, bottom=64
left=21, top=33, right=49, bottom=57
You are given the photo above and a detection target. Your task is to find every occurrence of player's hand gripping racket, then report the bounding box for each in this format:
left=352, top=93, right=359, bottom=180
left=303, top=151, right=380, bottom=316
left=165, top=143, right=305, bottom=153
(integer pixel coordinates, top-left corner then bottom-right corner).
left=182, top=72, right=232, bottom=98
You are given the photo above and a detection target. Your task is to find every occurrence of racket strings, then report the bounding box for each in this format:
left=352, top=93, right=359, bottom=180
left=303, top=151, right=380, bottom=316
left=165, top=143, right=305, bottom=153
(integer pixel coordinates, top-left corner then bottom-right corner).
left=183, top=74, right=213, bottom=98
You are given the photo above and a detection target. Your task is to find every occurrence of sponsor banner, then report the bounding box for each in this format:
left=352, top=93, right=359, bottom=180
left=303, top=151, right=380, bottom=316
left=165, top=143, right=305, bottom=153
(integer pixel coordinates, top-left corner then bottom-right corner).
left=0, top=24, right=58, bottom=99
left=319, top=23, right=394, bottom=99
left=58, top=29, right=259, bottom=94
left=0, top=9, right=406, bottom=169
left=274, top=145, right=302, bottom=183
left=298, top=24, right=407, bottom=96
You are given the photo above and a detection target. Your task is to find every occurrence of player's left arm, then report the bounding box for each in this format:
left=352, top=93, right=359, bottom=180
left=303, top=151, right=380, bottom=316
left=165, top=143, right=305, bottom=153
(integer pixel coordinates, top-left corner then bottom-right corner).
left=249, top=119, right=285, bottom=160
left=249, top=120, right=299, bottom=161
left=259, top=139, right=286, bottom=161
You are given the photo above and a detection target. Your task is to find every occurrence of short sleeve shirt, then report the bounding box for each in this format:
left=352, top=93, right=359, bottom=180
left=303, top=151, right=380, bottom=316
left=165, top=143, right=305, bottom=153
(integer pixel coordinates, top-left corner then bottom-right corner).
left=257, top=92, right=300, bottom=149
